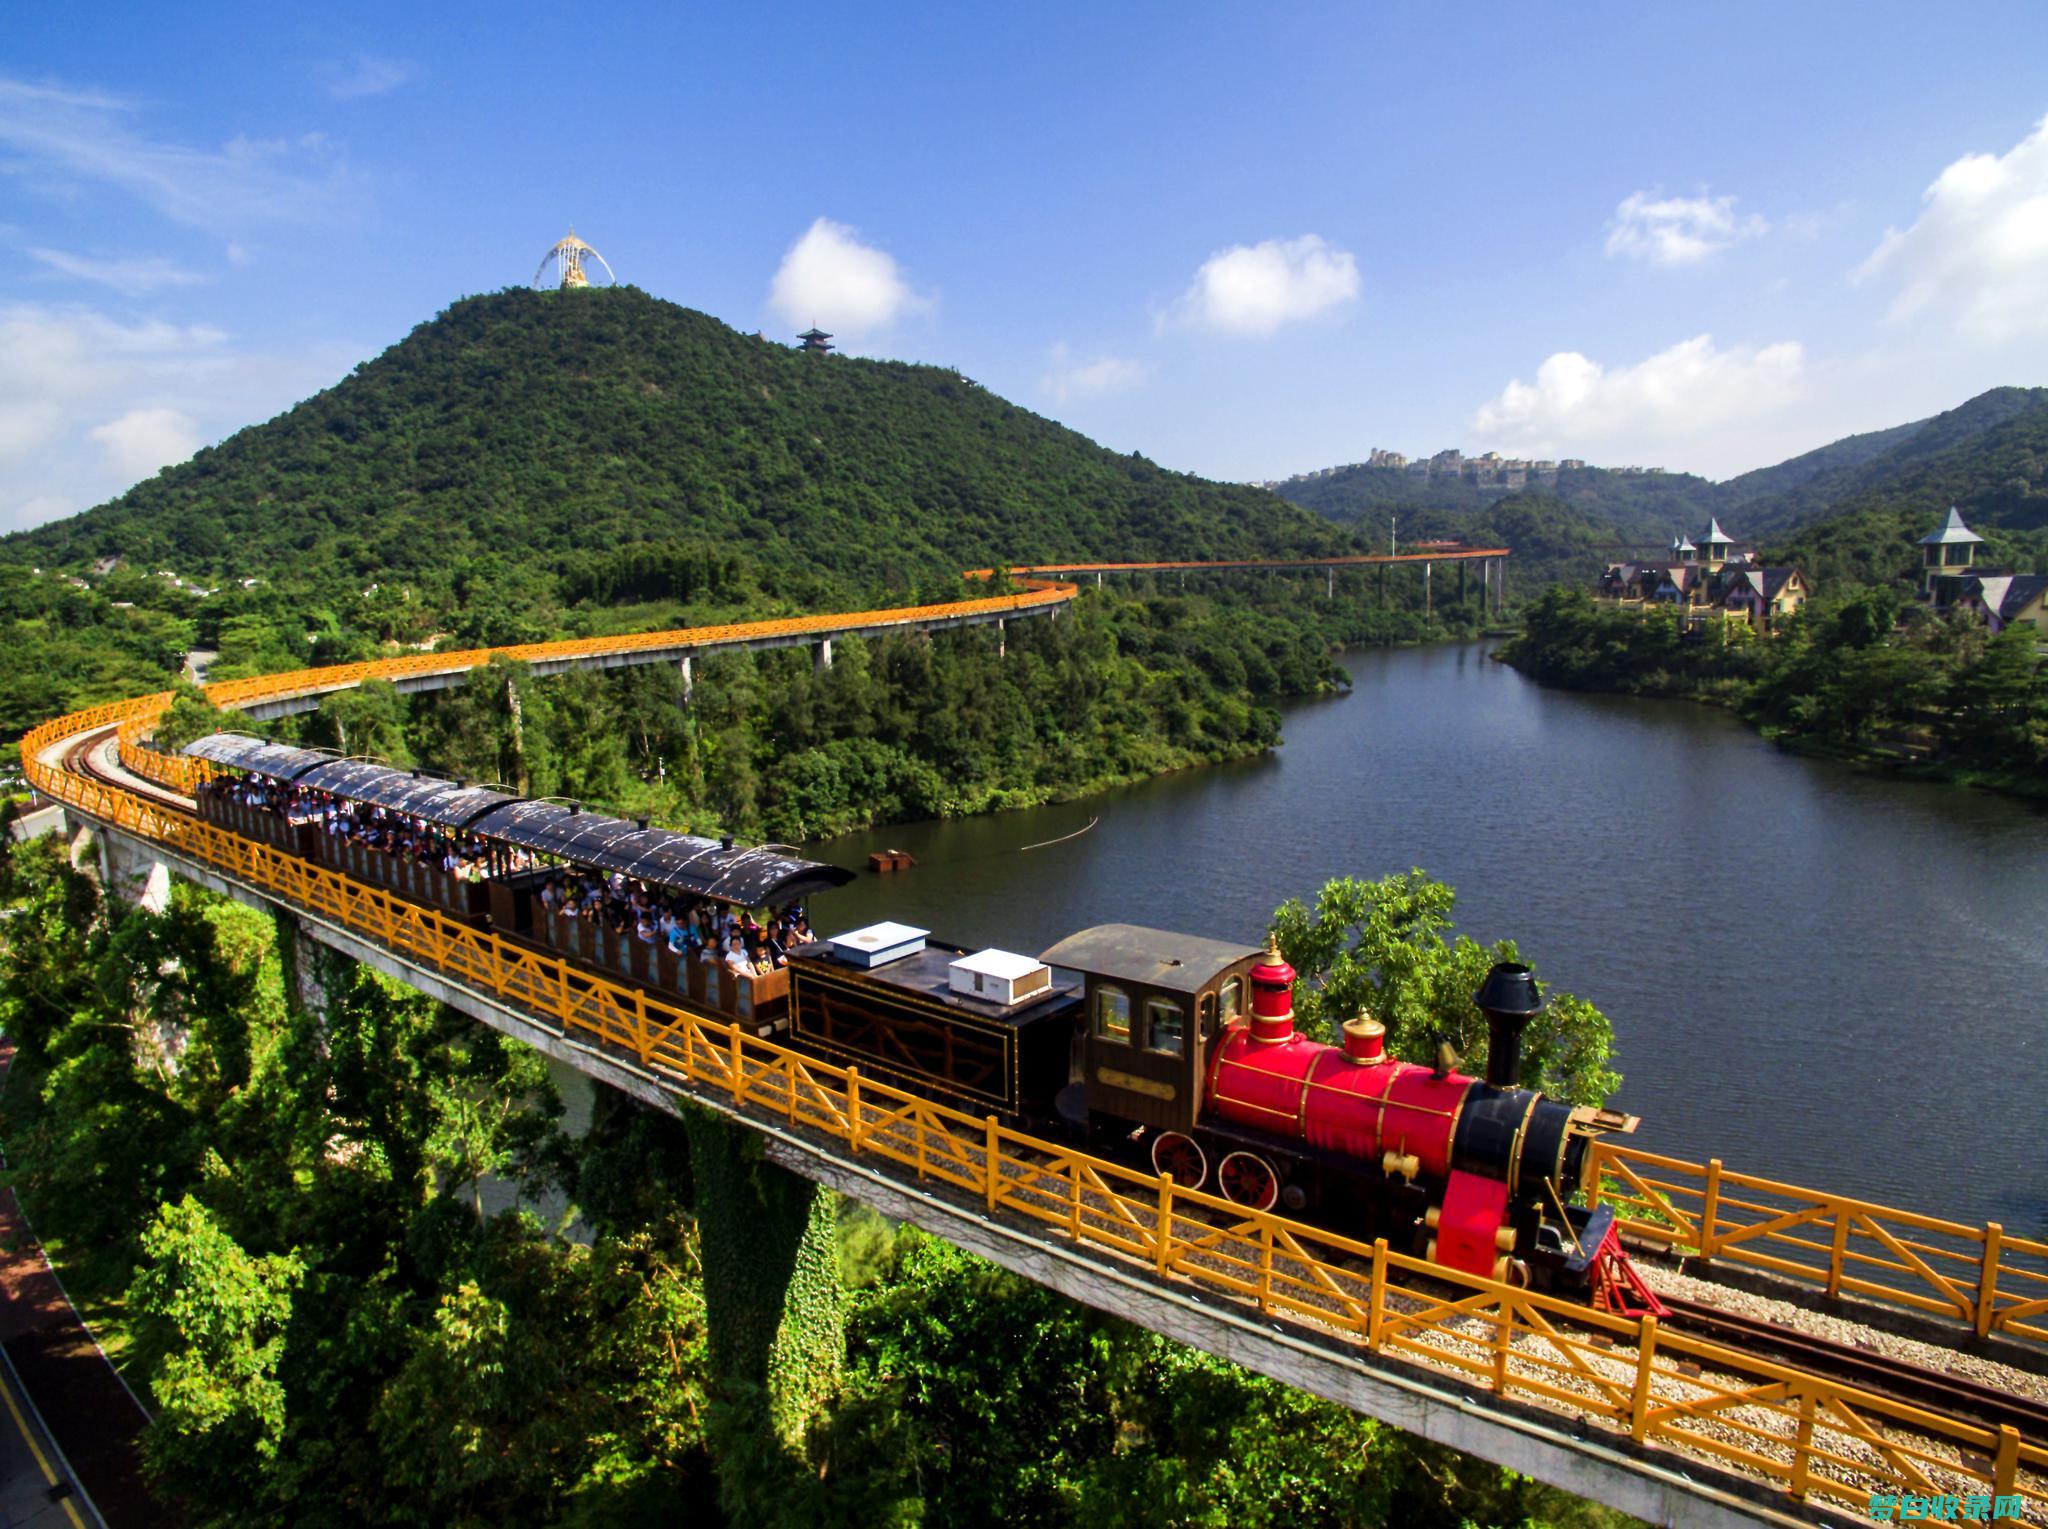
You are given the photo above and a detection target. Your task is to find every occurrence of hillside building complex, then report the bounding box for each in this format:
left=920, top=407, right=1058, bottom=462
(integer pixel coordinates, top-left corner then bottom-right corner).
left=1269, top=452, right=1599, bottom=492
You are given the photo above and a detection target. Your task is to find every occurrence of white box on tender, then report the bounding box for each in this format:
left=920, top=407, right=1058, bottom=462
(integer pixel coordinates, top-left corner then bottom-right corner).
left=948, top=948, right=1052, bottom=1005
left=827, top=921, right=929, bottom=968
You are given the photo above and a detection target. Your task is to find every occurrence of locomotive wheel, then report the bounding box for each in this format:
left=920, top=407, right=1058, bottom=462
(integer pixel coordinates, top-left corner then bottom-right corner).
left=1149, top=1131, right=1208, bottom=1190
left=1216, top=1151, right=1281, bottom=1213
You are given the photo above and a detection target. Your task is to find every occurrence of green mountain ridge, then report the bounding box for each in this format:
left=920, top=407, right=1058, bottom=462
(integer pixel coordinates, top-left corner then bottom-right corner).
left=2, top=286, right=1348, bottom=604
left=1272, top=462, right=1721, bottom=547
left=1274, top=385, right=2048, bottom=554
left=1735, top=386, right=2048, bottom=537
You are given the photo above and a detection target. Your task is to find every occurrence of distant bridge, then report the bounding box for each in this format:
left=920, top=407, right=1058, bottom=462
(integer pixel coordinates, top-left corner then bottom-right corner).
left=20, top=559, right=2047, bottom=1529
left=967, top=548, right=1513, bottom=613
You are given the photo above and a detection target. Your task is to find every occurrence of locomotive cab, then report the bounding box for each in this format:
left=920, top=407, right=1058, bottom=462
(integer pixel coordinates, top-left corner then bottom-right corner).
left=1038, top=924, right=1264, bottom=1137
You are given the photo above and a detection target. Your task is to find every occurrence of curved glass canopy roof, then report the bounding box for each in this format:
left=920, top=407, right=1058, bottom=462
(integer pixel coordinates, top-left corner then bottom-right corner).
left=183, top=732, right=851, bottom=904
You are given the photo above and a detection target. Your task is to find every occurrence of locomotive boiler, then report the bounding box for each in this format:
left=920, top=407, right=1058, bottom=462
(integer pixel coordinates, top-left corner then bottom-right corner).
left=1200, top=952, right=1634, bottom=1284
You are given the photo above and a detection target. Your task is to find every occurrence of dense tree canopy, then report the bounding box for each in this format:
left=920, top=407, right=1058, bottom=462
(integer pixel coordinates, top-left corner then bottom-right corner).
left=1503, top=587, right=2048, bottom=792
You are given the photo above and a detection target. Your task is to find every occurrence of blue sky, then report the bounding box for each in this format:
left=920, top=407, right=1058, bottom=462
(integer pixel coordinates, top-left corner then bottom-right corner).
left=7, top=1, right=2048, bottom=532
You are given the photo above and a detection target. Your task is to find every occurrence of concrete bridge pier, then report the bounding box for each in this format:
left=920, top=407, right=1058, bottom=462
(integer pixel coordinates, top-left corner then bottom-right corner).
left=1326, top=565, right=1335, bottom=601
left=813, top=638, right=833, bottom=672
left=96, top=826, right=170, bottom=913
left=679, top=653, right=694, bottom=702
left=273, top=909, right=357, bottom=1026
left=996, top=617, right=1006, bottom=658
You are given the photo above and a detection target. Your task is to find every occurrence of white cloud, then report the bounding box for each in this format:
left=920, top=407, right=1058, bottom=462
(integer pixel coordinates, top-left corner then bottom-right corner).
left=323, top=55, right=416, bottom=101
left=89, top=406, right=199, bottom=479
left=1605, top=190, right=1767, bottom=265
left=1473, top=334, right=1805, bottom=459
left=1040, top=344, right=1148, bottom=403
left=767, top=217, right=927, bottom=334
left=1856, top=113, right=2048, bottom=340
left=0, top=302, right=355, bottom=532
left=1164, top=234, right=1359, bottom=336
left=27, top=246, right=206, bottom=295
left=0, top=73, right=355, bottom=235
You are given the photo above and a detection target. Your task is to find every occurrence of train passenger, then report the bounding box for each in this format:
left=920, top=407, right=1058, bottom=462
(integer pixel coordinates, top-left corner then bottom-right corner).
left=723, top=933, right=752, bottom=976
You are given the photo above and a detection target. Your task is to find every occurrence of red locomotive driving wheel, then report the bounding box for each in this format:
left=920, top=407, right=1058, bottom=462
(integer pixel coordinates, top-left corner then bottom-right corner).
left=1149, top=1131, right=1208, bottom=1189
left=1217, top=1151, right=1281, bottom=1212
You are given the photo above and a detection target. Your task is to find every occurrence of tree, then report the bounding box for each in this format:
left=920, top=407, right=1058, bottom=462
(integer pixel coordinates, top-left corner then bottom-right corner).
left=1269, top=869, right=1620, bottom=1106
left=1941, top=625, right=2048, bottom=769
left=310, top=679, right=415, bottom=764
left=130, top=1196, right=306, bottom=1502
left=153, top=680, right=237, bottom=752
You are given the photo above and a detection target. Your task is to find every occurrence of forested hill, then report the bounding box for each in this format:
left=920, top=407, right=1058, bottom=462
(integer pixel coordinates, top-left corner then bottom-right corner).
left=1727, top=385, right=2048, bottom=537
left=1, top=286, right=1346, bottom=604
left=1274, top=385, right=2048, bottom=550
left=1273, top=463, right=1720, bottom=546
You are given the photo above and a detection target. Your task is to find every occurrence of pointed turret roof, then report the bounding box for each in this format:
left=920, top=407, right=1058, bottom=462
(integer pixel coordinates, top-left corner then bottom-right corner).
left=1918, top=507, right=1985, bottom=546
left=1702, top=518, right=1734, bottom=546
left=1671, top=534, right=1696, bottom=553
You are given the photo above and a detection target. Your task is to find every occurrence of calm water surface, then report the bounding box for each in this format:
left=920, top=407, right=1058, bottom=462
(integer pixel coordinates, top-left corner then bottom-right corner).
left=809, top=644, right=2048, bottom=1236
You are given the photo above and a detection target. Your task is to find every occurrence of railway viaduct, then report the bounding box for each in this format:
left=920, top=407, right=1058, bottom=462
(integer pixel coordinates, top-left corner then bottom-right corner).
left=20, top=554, right=2046, bottom=1528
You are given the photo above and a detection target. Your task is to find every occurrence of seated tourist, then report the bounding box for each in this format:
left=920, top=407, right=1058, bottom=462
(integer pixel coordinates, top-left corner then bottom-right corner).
left=723, top=934, right=751, bottom=976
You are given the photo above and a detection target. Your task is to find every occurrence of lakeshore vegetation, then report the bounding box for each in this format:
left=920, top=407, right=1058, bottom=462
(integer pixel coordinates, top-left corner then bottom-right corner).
left=1499, top=501, right=2048, bottom=793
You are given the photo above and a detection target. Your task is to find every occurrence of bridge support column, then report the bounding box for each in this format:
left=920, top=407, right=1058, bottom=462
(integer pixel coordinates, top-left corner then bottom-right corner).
left=1095, top=571, right=1103, bottom=588
left=813, top=638, right=833, bottom=672
left=996, top=617, right=1006, bottom=658
left=273, top=909, right=356, bottom=1025
left=679, top=653, right=694, bottom=702
left=683, top=1107, right=843, bottom=1508
left=1425, top=560, right=1433, bottom=621
left=97, top=827, right=170, bottom=913
left=1327, top=565, right=1335, bottom=601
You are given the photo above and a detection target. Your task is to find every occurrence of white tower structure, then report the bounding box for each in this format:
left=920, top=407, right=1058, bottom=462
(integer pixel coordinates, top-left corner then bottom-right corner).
left=534, top=229, right=617, bottom=289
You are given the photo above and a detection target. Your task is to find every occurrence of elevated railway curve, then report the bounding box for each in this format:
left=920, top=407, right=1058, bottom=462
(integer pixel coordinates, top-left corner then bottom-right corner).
left=18, top=565, right=2047, bottom=1527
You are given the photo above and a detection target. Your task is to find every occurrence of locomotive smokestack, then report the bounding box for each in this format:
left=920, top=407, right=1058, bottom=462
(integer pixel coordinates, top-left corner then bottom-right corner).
left=1474, top=962, right=1543, bottom=1089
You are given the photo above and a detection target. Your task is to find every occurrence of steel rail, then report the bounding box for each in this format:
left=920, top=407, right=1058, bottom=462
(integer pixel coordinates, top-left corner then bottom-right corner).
left=1660, top=1296, right=2048, bottom=1440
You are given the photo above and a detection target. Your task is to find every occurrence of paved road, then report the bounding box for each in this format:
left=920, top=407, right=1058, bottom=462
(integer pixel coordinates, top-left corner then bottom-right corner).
left=0, top=1344, right=96, bottom=1528
left=0, top=1043, right=161, bottom=1527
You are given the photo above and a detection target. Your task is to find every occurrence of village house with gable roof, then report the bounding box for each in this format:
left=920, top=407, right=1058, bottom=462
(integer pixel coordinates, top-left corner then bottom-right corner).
left=1919, top=507, right=2048, bottom=636
left=1595, top=518, right=1810, bottom=633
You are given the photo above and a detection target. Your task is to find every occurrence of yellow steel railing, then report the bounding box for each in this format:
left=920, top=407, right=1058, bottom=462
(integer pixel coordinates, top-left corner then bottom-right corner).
left=1586, top=1143, right=2048, bottom=1348
left=19, top=692, right=2046, bottom=1518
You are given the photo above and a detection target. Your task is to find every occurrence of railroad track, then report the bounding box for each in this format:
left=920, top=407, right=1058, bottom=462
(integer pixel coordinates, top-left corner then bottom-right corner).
left=1660, top=1294, right=2048, bottom=1441
left=59, top=725, right=195, bottom=813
